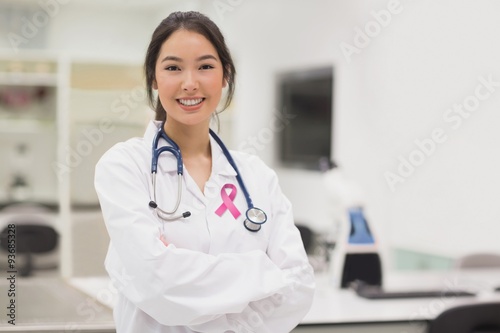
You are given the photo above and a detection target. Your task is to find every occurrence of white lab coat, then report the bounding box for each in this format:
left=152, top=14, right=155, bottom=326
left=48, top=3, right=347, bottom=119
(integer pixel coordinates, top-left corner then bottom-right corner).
left=94, top=121, right=315, bottom=333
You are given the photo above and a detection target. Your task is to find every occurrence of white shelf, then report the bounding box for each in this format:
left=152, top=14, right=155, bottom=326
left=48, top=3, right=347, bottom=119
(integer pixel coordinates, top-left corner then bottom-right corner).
left=0, top=54, right=145, bottom=280
left=0, top=118, right=55, bottom=133
left=0, top=72, right=58, bottom=87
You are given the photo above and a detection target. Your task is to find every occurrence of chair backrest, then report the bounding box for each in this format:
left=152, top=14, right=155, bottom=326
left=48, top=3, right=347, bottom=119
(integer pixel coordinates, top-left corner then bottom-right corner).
left=0, top=224, right=58, bottom=253
left=295, top=224, right=314, bottom=254
left=456, top=253, right=500, bottom=269
left=428, top=302, right=500, bottom=333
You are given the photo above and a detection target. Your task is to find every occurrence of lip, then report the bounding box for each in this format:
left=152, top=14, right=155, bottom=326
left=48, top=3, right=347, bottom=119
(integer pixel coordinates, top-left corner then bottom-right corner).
left=176, top=97, right=205, bottom=112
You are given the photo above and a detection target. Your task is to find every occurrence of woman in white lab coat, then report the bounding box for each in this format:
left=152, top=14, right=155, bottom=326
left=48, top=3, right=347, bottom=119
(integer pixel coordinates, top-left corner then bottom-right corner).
left=94, top=11, right=315, bottom=333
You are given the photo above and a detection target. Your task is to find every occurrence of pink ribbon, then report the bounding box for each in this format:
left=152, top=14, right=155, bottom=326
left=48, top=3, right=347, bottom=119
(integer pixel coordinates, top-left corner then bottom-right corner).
left=215, top=184, right=241, bottom=219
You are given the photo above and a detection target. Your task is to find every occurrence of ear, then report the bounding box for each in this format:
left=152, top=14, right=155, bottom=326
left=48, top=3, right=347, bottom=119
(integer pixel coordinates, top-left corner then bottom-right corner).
left=222, top=78, right=227, bottom=88
left=153, top=79, right=158, bottom=90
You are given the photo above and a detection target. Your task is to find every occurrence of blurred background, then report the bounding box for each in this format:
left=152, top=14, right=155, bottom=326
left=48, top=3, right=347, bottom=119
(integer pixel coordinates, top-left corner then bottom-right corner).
left=1, top=0, right=500, bottom=328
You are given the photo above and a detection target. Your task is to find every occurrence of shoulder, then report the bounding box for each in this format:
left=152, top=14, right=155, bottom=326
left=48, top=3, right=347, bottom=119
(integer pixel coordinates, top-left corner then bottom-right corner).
left=94, top=135, right=152, bottom=195
left=96, top=136, right=149, bottom=174
left=229, top=150, right=277, bottom=181
left=97, top=121, right=158, bottom=169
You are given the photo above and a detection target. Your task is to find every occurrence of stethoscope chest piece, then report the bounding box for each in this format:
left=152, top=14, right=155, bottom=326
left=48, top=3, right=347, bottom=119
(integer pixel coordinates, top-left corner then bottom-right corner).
left=244, top=207, right=267, bottom=232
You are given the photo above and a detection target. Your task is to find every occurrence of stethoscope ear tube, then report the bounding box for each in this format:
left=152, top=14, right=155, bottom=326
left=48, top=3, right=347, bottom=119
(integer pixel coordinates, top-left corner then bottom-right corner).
left=149, top=173, right=190, bottom=220
left=154, top=207, right=191, bottom=221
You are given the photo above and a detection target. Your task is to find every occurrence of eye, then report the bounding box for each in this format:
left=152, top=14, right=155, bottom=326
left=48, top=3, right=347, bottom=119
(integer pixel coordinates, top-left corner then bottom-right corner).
left=165, top=65, right=180, bottom=71
left=199, top=64, right=214, bottom=70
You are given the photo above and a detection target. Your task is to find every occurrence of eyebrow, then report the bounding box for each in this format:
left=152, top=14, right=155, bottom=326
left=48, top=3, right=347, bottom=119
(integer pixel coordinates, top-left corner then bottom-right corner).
left=160, top=54, right=218, bottom=63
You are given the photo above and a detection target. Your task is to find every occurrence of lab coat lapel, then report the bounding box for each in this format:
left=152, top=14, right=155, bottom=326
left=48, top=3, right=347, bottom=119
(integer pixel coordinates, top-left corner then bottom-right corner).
left=207, top=133, right=237, bottom=193
left=180, top=133, right=237, bottom=207
left=187, top=134, right=237, bottom=209
left=205, top=136, right=245, bottom=219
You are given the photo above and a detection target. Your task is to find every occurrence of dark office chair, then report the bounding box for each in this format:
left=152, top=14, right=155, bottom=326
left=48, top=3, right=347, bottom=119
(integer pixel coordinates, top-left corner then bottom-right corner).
left=295, top=224, right=314, bottom=254
left=0, top=224, right=59, bottom=277
left=428, top=302, right=500, bottom=333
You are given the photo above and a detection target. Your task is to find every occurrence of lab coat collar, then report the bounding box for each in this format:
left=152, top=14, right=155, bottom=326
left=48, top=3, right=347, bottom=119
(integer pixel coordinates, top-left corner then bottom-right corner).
left=211, top=136, right=237, bottom=177
left=144, top=120, right=237, bottom=176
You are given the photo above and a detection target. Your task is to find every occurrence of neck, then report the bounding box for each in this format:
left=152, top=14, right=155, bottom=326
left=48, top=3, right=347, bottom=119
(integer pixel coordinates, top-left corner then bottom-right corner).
left=164, top=120, right=211, bottom=158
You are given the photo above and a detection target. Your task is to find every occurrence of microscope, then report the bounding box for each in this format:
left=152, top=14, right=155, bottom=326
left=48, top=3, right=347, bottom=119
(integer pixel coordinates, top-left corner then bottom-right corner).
left=323, top=162, right=383, bottom=288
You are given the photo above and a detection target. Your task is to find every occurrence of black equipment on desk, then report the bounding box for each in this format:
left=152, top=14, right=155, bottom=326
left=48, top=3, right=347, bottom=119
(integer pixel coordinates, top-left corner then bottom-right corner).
left=341, top=252, right=383, bottom=288
left=428, top=302, right=500, bottom=333
left=350, top=280, right=476, bottom=299
left=339, top=207, right=383, bottom=288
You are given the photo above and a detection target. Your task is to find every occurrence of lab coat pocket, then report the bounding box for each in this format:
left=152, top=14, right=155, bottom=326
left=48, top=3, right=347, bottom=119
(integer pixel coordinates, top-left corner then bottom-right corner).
left=208, top=215, right=270, bottom=255
left=230, top=223, right=269, bottom=253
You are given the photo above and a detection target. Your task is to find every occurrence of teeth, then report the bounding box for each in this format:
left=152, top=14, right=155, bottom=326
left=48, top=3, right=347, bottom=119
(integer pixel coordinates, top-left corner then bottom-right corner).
left=178, top=98, right=203, bottom=106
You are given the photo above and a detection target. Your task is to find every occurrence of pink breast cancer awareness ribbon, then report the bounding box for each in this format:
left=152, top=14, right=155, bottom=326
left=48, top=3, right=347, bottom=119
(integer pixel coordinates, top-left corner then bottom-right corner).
left=215, top=183, right=241, bottom=219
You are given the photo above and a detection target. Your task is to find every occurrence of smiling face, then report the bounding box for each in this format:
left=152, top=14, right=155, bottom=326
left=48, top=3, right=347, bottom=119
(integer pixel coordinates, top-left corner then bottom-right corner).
left=153, top=29, right=226, bottom=130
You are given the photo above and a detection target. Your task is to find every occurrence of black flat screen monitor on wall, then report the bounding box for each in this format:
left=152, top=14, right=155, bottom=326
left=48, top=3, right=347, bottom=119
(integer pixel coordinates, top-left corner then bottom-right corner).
left=277, top=66, right=333, bottom=170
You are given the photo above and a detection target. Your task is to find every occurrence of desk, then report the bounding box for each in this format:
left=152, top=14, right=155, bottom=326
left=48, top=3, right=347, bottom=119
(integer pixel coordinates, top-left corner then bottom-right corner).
left=2, top=270, right=499, bottom=332
left=0, top=277, right=114, bottom=332
left=68, top=269, right=500, bottom=332
left=294, top=269, right=500, bottom=332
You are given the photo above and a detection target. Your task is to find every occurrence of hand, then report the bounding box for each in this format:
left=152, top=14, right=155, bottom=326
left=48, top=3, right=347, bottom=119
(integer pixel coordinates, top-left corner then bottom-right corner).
left=160, top=234, right=169, bottom=246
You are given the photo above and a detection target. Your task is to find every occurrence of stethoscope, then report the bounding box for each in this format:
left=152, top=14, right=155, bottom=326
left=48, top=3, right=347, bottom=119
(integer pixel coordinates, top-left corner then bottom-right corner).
left=148, top=123, right=267, bottom=232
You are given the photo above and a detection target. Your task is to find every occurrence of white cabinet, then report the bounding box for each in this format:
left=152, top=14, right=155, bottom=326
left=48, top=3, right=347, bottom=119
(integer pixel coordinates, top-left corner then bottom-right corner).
left=0, top=54, right=60, bottom=206
left=0, top=51, right=149, bottom=277
left=68, top=62, right=149, bottom=208
left=68, top=61, right=149, bottom=276
left=0, top=52, right=64, bottom=278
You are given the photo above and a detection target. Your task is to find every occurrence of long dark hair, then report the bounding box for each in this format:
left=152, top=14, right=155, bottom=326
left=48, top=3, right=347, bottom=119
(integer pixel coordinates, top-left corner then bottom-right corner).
left=144, top=11, right=236, bottom=122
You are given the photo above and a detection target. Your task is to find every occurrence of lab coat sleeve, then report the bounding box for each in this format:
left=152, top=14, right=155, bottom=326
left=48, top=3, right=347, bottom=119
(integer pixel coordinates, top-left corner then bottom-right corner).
left=234, top=167, right=315, bottom=332
left=190, top=159, right=316, bottom=333
left=94, top=143, right=290, bottom=328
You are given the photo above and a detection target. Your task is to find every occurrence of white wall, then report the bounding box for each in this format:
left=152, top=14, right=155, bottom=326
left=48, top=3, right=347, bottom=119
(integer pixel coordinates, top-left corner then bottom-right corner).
left=46, top=0, right=201, bottom=62
left=202, top=0, right=500, bottom=260
left=1, top=0, right=201, bottom=61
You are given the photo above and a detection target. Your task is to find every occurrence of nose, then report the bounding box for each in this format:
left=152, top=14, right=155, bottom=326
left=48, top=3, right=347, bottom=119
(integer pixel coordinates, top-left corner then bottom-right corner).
left=182, top=70, right=198, bottom=93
